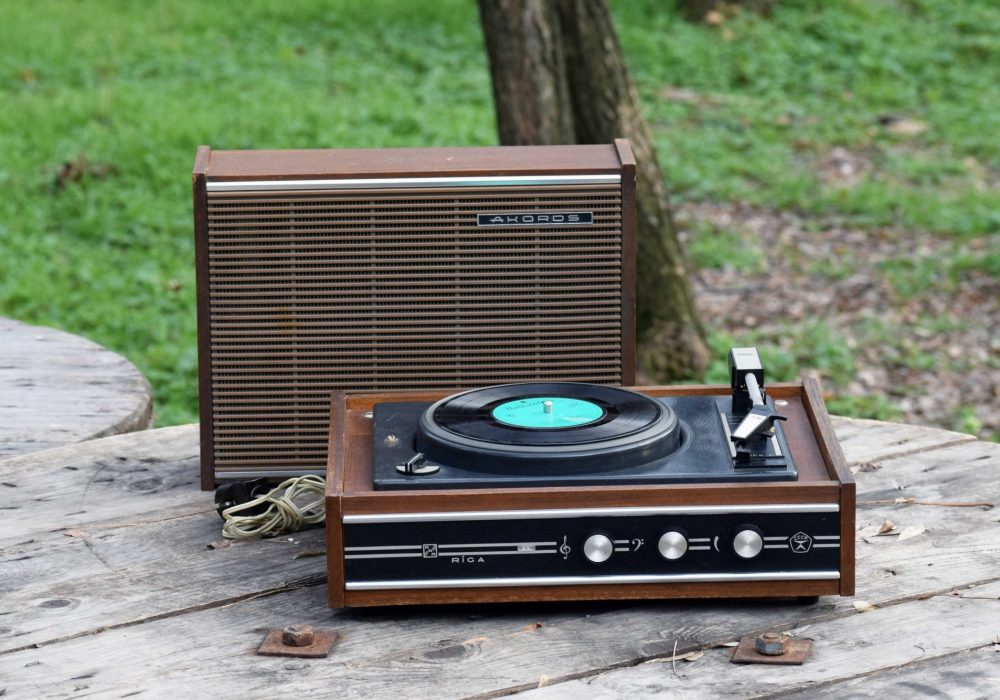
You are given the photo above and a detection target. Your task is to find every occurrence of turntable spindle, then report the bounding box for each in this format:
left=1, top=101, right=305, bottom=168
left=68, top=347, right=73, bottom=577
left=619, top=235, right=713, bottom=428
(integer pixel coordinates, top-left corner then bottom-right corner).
left=543, top=400, right=553, bottom=415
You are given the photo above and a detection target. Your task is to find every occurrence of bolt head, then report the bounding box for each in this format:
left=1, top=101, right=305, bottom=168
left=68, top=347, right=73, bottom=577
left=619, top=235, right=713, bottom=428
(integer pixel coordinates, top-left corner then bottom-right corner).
left=282, top=624, right=315, bottom=647
left=755, top=632, right=789, bottom=656
left=384, top=434, right=399, bottom=446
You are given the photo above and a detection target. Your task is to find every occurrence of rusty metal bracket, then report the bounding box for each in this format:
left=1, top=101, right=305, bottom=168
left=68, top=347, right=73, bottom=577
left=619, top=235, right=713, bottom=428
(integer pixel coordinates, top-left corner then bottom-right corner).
left=257, top=624, right=338, bottom=659
left=731, top=632, right=812, bottom=665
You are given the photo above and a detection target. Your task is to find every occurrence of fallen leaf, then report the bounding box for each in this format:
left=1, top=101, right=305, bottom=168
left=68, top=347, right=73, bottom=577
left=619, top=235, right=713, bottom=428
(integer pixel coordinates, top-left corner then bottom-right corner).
left=661, top=87, right=698, bottom=103
left=536, top=675, right=550, bottom=688
left=206, top=539, right=231, bottom=550
left=858, top=462, right=882, bottom=472
left=853, top=600, right=877, bottom=613
left=63, top=529, right=88, bottom=538
left=292, top=549, right=324, bottom=559
left=897, top=524, right=927, bottom=542
left=19, top=67, right=36, bottom=83
left=886, top=118, right=929, bottom=136
left=521, top=622, right=543, bottom=632
left=682, top=651, right=705, bottom=662
left=704, top=10, right=723, bottom=25
left=878, top=520, right=896, bottom=534
left=857, top=525, right=881, bottom=540
left=717, top=641, right=740, bottom=648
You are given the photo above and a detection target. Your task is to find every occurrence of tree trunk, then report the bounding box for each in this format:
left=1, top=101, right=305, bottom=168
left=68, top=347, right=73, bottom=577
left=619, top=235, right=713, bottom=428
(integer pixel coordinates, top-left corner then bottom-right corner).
left=479, top=0, right=574, bottom=144
left=477, top=0, right=710, bottom=380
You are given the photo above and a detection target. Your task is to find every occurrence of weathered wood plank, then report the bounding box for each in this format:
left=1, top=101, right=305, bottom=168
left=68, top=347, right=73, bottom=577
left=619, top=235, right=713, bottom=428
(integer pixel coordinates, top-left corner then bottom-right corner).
left=516, top=581, right=1000, bottom=699
left=4, top=578, right=997, bottom=699
left=850, top=437, right=999, bottom=503
left=0, top=425, right=202, bottom=547
left=1, top=423, right=995, bottom=664
left=832, top=416, right=975, bottom=465
left=782, top=646, right=1000, bottom=699
left=0, top=527, right=328, bottom=654
left=0, top=317, right=153, bottom=457
left=0, top=511, right=216, bottom=599
left=839, top=438, right=1000, bottom=607
left=0, top=408, right=994, bottom=697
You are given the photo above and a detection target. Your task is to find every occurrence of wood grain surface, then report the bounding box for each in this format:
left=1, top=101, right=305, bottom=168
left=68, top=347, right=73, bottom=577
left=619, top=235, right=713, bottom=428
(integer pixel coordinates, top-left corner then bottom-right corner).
left=0, top=416, right=996, bottom=698
left=0, top=318, right=153, bottom=458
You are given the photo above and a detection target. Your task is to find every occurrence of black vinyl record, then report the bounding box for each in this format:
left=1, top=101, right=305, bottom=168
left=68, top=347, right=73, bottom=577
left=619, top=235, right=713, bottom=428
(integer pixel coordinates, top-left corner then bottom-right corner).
left=415, top=383, right=682, bottom=474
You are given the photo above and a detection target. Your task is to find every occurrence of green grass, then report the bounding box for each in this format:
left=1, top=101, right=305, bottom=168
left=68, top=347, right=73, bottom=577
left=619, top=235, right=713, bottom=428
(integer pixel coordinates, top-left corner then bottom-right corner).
left=617, top=0, right=1000, bottom=235
left=687, top=221, right=764, bottom=271
left=1, top=0, right=997, bottom=429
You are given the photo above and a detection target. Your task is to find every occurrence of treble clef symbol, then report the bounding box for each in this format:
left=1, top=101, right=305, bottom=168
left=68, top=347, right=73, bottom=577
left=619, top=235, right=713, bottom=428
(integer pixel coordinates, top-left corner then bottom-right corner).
left=559, top=535, right=571, bottom=559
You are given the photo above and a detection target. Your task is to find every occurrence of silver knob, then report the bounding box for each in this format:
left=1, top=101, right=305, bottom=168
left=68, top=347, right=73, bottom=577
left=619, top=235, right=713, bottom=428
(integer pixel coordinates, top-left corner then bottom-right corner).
left=658, top=531, right=688, bottom=560
left=733, top=529, right=764, bottom=559
left=583, top=534, right=613, bottom=563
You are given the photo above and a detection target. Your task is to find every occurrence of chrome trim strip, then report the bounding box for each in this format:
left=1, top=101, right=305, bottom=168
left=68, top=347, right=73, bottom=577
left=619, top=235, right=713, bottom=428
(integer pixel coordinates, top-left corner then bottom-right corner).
left=344, top=545, right=422, bottom=552
left=345, top=570, right=841, bottom=590
left=344, top=550, right=555, bottom=560
left=206, top=174, right=622, bottom=193
left=440, top=550, right=556, bottom=556
left=437, top=541, right=556, bottom=549
left=343, top=503, right=839, bottom=524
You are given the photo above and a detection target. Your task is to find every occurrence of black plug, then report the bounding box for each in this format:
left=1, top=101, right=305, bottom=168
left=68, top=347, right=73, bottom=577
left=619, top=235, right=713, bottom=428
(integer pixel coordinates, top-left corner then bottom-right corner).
left=214, top=478, right=272, bottom=520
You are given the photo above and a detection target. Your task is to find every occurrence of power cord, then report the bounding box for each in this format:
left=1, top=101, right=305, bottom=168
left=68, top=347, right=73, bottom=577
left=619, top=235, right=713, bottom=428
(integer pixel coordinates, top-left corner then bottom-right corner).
left=217, top=475, right=326, bottom=539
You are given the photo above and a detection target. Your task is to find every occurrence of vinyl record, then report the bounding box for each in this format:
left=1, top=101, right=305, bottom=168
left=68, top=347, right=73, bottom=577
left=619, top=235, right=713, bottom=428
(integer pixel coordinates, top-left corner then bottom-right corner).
left=415, top=383, right=682, bottom=474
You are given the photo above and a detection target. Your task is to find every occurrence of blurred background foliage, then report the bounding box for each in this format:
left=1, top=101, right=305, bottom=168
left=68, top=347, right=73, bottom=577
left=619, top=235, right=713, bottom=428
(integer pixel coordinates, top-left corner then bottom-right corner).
left=0, top=0, right=996, bottom=435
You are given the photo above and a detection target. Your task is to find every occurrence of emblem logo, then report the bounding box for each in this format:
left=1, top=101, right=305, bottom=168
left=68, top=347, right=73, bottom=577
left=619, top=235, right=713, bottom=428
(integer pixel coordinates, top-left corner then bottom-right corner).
left=790, top=532, right=813, bottom=554
left=477, top=212, right=594, bottom=226
left=422, top=543, right=438, bottom=558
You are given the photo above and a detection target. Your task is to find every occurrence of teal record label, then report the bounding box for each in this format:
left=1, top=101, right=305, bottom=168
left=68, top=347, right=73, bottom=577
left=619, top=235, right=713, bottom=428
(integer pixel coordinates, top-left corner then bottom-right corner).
left=491, top=397, right=605, bottom=429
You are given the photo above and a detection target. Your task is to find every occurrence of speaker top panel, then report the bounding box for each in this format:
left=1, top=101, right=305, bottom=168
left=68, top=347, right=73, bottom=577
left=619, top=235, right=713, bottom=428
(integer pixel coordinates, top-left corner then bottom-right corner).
left=197, top=143, right=633, bottom=183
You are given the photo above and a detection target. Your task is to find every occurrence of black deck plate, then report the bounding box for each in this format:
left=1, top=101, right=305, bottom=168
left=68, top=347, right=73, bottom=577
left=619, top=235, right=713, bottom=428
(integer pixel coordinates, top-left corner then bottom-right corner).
left=372, top=396, right=797, bottom=490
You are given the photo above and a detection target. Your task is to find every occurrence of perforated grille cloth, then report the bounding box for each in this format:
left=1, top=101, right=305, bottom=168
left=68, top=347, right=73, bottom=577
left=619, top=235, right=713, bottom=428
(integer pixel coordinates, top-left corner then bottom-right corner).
left=206, top=183, right=625, bottom=474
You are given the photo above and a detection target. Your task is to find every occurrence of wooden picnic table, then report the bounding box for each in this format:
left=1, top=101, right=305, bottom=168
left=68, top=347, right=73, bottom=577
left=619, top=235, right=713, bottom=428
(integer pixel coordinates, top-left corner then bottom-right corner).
left=0, top=318, right=152, bottom=458
left=1, top=416, right=998, bottom=698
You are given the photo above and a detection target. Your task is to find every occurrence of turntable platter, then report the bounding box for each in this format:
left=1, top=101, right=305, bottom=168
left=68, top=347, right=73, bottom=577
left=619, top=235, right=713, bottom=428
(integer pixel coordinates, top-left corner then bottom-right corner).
left=415, top=383, right=682, bottom=474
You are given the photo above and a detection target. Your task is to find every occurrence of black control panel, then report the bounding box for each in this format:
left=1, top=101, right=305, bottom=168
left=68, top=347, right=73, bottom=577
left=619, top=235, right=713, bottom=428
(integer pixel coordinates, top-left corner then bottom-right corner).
left=343, top=509, right=842, bottom=589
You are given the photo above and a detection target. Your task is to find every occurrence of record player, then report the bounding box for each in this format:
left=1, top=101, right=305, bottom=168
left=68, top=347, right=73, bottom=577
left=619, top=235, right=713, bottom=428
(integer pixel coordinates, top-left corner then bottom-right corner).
left=325, top=348, right=854, bottom=607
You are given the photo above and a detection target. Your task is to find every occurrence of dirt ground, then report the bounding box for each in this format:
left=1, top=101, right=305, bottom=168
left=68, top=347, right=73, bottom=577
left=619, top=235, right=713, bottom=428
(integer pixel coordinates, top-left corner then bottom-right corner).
left=677, top=201, right=1000, bottom=441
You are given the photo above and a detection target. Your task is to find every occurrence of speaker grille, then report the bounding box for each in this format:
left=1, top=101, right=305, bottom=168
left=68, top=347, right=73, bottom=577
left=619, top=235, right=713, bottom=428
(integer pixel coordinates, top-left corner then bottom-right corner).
left=205, top=183, right=626, bottom=474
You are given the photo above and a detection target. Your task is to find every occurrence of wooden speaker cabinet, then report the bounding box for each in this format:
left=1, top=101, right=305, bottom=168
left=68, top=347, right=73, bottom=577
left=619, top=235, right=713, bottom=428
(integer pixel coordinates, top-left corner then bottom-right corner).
left=193, top=142, right=637, bottom=488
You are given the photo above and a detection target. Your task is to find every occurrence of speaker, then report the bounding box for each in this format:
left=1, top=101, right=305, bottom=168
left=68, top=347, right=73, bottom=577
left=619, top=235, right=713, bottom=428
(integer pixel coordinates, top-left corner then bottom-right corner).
left=193, top=141, right=637, bottom=488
